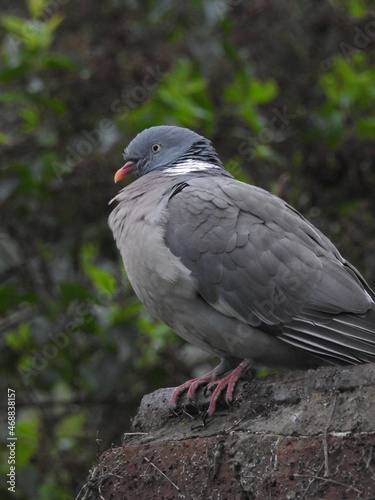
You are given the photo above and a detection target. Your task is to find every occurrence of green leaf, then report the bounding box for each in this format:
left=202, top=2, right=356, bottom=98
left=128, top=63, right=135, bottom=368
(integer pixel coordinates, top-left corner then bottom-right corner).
left=224, top=71, right=278, bottom=130
left=45, top=13, right=64, bottom=34
left=136, top=312, right=176, bottom=368
left=356, top=117, right=375, bottom=138
left=16, top=410, right=41, bottom=467
left=1, top=16, right=29, bottom=38
left=39, top=480, right=72, bottom=500
left=1, top=14, right=62, bottom=50
left=57, top=412, right=85, bottom=440
left=81, top=243, right=117, bottom=297
left=5, top=323, right=33, bottom=351
left=312, top=108, right=344, bottom=146
left=224, top=71, right=278, bottom=105
left=0, top=284, right=36, bottom=314
left=41, top=96, right=66, bottom=114
left=116, top=58, right=214, bottom=132
left=331, top=0, right=370, bottom=17
left=252, top=144, right=280, bottom=163
left=249, top=79, right=278, bottom=104
left=5, top=17, right=45, bottom=48
left=224, top=158, right=251, bottom=183
left=0, top=91, right=24, bottom=103
left=313, top=52, right=375, bottom=144
left=28, top=0, right=49, bottom=18
left=0, top=130, right=8, bottom=144
left=19, top=106, right=40, bottom=131
left=87, top=266, right=117, bottom=296
left=43, top=54, right=77, bottom=70
left=59, top=282, right=94, bottom=306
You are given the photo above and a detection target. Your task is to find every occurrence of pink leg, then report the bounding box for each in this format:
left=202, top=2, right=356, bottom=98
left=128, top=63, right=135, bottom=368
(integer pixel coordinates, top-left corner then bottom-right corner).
left=205, top=359, right=253, bottom=418
left=170, top=358, right=253, bottom=418
left=170, top=362, right=230, bottom=409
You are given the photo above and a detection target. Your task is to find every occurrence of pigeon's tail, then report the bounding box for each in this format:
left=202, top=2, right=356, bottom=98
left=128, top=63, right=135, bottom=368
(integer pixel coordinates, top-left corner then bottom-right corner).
left=280, top=302, right=375, bottom=366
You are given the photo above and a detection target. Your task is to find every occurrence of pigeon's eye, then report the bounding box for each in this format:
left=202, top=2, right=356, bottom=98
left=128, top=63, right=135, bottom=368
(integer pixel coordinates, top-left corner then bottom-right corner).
left=151, top=143, right=161, bottom=153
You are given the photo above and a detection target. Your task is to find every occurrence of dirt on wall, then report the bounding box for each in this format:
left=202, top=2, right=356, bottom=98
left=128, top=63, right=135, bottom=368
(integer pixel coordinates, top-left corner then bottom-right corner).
left=80, top=364, right=375, bottom=499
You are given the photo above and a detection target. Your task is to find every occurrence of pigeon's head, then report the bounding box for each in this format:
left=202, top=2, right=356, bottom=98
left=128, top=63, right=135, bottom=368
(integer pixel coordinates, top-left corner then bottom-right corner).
left=114, top=126, right=225, bottom=182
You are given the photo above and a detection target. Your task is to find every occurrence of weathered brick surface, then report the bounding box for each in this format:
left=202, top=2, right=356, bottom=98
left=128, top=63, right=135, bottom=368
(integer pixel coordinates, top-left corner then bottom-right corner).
left=83, top=365, right=375, bottom=499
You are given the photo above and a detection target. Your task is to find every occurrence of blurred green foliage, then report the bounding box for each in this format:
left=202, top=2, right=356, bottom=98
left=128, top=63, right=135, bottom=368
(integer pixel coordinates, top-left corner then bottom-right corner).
left=312, top=53, right=375, bottom=145
left=116, top=58, right=215, bottom=133
left=1, top=0, right=375, bottom=498
left=0, top=3, right=72, bottom=145
left=224, top=71, right=278, bottom=132
left=332, top=0, right=371, bottom=17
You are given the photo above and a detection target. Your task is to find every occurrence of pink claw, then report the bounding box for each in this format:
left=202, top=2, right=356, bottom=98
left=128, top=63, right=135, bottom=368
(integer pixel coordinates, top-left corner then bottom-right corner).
left=170, top=359, right=253, bottom=419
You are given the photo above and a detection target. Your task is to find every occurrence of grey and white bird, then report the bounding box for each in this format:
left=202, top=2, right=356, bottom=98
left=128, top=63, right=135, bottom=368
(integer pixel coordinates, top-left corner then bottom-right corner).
left=109, top=125, right=375, bottom=418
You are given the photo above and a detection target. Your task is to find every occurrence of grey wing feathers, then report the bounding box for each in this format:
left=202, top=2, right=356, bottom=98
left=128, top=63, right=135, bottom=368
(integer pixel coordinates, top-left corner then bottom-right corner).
left=164, top=176, right=375, bottom=364
left=281, top=307, right=375, bottom=364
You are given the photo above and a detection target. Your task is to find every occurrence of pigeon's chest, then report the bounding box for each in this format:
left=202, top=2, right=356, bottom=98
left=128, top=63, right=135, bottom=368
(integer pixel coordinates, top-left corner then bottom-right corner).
left=109, top=189, right=195, bottom=320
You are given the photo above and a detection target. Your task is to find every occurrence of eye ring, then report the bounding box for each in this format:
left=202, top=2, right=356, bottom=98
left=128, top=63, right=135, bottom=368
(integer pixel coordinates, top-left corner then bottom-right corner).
left=151, top=143, right=161, bottom=153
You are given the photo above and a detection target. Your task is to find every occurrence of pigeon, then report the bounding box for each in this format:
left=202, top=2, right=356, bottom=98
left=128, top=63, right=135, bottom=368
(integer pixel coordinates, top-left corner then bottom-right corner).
left=109, top=125, right=375, bottom=418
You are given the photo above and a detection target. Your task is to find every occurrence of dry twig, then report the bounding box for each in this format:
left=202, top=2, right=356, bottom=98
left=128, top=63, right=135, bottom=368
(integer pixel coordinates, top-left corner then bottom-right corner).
left=323, top=392, right=338, bottom=477
left=295, top=474, right=361, bottom=495
left=144, top=456, right=180, bottom=491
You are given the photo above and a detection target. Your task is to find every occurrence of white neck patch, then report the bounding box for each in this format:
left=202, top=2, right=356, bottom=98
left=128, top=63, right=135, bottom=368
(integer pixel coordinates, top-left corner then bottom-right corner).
left=162, top=159, right=223, bottom=176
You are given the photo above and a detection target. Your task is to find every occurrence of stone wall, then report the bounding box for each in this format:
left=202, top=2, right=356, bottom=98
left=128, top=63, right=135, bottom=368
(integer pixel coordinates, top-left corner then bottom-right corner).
left=81, top=364, right=375, bottom=498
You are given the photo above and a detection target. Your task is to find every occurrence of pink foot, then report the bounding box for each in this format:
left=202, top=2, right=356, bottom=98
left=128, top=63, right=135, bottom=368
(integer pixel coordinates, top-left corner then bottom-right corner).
left=170, top=359, right=253, bottom=419
left=205, top=360, right=252, bottom=418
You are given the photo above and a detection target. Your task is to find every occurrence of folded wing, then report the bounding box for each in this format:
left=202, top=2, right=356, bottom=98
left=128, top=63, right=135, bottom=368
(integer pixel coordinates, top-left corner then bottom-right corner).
left=165, top=176, right=375, bottom=364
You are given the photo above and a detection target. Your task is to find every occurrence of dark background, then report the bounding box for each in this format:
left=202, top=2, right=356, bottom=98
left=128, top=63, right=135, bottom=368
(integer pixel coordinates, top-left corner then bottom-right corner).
left=1, top=0, right=375, bottom=497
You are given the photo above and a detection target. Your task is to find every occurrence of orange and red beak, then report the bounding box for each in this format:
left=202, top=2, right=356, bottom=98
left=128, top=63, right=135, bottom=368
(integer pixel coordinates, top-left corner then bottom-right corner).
left=114, top=161, right=135, bottom=183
